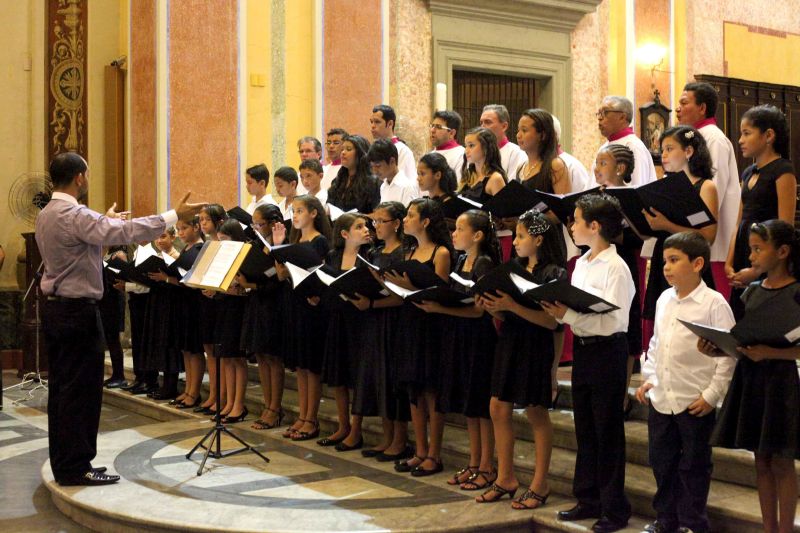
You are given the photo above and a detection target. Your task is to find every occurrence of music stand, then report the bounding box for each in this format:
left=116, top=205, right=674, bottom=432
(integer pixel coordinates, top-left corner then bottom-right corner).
left=185, top=346, right=269, bottom=475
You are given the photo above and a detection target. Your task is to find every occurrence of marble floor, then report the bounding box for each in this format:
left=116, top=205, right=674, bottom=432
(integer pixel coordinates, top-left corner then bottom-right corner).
left=1, top=369, right=651, bottom=533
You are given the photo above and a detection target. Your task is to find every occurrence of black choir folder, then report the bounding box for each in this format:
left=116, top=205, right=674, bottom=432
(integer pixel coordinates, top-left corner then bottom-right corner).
left=269, top=243, right=325, bottom=269
left=238, top=246, right=276, bottom=284
left=532, top=187, right=601, bottom=224
left=482, top=180, right=540, bottom=219
left=680, top=303, right=800, bottom=358
left=383, top=280, right=474, bottom=307
left=227, top=206, right=253, bottom=226
left=316, top=267, right=389, bottom=301
left=284, top=263, right=330, bottom=299
left=360, top=258, right=446, bottom=289
left=604, top=172, right=716, bottom=237
left=439, top=195, right=484, bottom=220
left=473, top=263, right=618, bottom=314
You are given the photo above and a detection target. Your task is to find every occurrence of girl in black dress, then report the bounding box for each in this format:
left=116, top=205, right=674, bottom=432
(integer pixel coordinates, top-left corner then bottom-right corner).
left=327, top=135, right=381, bottom=214
left=274, top=195, right=332, bottom=440
left=195, top=204, right=227, bottom=414
left=417, top=152, right=459, bottom=231
left=702, top=220, right=800, bottom=531
left=317, top=213, right=372, bottom=451
left=148, top=217, right=205, bottom=409
left=642, top=126, right=719, bottom=347
left=350, top=202, right=412, bottom=461
left=386, top=198, right=453, bottom=477
left=238, top=204, right=287, bottom=429
left=593, top=144, right=644, bottom=415
left=725, top=105, right=797, bottom=319
left=460, top=127, right=507, bottom=203
left=476, top=209, right=566, bottom=508
left=212, top=219, right=250, bottom=423
left=415, top=209, right=499, bottom=490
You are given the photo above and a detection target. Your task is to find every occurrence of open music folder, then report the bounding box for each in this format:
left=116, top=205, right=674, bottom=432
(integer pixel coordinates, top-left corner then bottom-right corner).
left=531, top=186, right=601, bottom=224
left=181, top=240, right=251, bottom=292
left=481, top=180, right=541, bottom=219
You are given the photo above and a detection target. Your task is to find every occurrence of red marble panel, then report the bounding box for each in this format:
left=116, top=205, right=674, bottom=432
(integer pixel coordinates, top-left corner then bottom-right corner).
left=323, top=0, right=382, bottom=139
left=168, top=0, right=239, bottom=209
left=129, top=0, right=157, bottom=215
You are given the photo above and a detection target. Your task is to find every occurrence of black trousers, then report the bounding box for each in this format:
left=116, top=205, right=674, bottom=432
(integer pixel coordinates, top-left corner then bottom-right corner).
left=648, top=407, right=715, bottom=533
left=128, top=293, right=157, bottom=385
left=571, top=334, right=631, bottom=523
left=42, top=299, right=105, bottom=479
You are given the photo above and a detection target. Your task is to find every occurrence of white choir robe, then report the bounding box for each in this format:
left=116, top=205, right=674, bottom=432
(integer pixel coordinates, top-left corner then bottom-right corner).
left=699, top=123, right=741, bottom=262
left=590, top=133, right=658, bottom=188
left=499, top=140, right=527, bottom=180
left=431, top=144, right=466, bottom=181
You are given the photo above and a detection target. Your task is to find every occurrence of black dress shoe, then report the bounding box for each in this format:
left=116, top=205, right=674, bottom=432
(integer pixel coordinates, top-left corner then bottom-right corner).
left=128, top=382, right=152, bottom=395
left=376, top=446, right=414, bottom=462
left=642, top=521, right=679, bottom=533
left=334, top=438, right=363, bottom=452
left=316, top=435, right=346, bottom=447
left=120, top=380, right=141, bottom=392
left=91, top=466, right=107, bottom=474
left=103, top=378, right=127, bottom=389
left=360, top=448, right=386, bottom=458
left=410, top=457, right=444, bottom=477
left=558, top=503, right=601, bottom=521
left=592, top=516, right=628, bottom=533
left=57, top=471, right=120, bottom=486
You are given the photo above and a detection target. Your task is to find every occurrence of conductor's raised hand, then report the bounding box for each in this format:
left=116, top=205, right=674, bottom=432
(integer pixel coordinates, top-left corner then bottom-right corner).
left=105, top=202, right=131, bottom=220
left=175, top=192, right=208, bottom=221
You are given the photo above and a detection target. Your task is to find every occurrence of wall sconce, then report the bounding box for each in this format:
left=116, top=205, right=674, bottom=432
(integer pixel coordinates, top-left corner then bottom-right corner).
left=636, top=44, right=668, bottom=98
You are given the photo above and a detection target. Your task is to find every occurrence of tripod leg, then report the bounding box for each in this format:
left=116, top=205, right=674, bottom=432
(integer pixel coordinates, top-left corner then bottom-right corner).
left=220, top=426, right=270, bottom=463
left=197, top=430, right=218, bottom=476
left=186, top=427, right=216, bottom=459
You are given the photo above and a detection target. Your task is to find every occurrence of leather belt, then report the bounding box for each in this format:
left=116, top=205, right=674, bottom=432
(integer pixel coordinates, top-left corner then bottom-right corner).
left=46, top=295, right=99, bottom=305
left=573, top=332, right=625, bottom=346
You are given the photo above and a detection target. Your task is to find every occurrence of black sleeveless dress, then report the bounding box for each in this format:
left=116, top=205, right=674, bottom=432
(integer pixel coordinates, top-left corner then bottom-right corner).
left=351, top=244, right=410, bottom=420
left=141, top=253, right=182, bottom=374
left=172, top=242, right=204, bottom=354
left=460, top=175, right=491, bottom=204
left=437, top=254, right=497, bottom=418
left=491, top=260, right=566, bottom=406
left=240, top=247, right=284, bottom=358
left=643, top=172, right=716, bottom=320
left=396, top=245, right=448, bottom=398
left=711, top=281, right=800, bottom=459
left=729, top=158, right=795, bottom=318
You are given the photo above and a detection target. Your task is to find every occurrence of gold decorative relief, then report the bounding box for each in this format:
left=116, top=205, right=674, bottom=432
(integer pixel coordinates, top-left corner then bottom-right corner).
left=47, top=0, right=87, bottom=158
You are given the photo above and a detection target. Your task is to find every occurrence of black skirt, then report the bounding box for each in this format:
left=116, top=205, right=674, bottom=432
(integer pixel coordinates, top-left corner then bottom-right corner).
left=288, top=292, right=328, bottom=374
left=437, top=315, right=496, bottom=418
left=711, top=358, right=800, bottom=459
left=199, top=294, right=220, bottom=346
left=214, top=294, right=246, bottom=358
left=240, top=286, right=283, bottom=358
left=396, top=303, right=444, bottom=397
left=173, top=287, right=203, bottom=354
left=141, top=285, right=183, bottom=374
left=321, top=301, right=363, bottom=388
left=491, top=315, right=553, bottom=407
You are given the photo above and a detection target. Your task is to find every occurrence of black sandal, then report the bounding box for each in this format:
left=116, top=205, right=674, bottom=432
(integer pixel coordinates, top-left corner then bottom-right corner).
left=252, top=408, right=284, bottom=430
left=291, top=420, right=320, bottom=441
left=476, top=483, right=518, bottom=503
left=511, top=488, right=550, bottom=510
left=460, top=469, right=497, bottom=491
left=283, top=419, right=304, bottom=438
left=394, top=455, right=424, bottom=473
left=447, top=465, right=478, bottom=486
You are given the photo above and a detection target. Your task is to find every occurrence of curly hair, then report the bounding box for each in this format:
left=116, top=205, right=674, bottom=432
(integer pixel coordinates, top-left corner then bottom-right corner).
left=659, top=125, right=714, bottom=181
left=575, top=193, right=624, bottom=243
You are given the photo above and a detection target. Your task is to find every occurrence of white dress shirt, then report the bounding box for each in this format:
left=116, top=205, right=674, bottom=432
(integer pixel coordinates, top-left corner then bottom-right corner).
left=700, top=123, right=741, bottom=262
left=380, top=171, right=421, bottom=207
left=309, top=188, right=328, bottom=205
left=499, top=140, right=527, bottom=181
left=432, top=143, right=466, bottom=181
left=393, top=139, right=418, bottom=181
left=559, top=244, right=635, bottom=337
left=591, top=133, right=658, bottom=188
left=559, top=150, right=591, bottom=192
left=244, top=194, right=277, bottom=215
left=641, top=281, right=736, bottom=413
left=322, top=163, right=341, bottom=191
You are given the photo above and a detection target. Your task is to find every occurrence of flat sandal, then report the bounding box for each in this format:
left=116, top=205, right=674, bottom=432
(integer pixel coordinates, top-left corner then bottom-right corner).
left=447, top=465, right=478, bottom=486
left=460, top=469, right=497, bottom=491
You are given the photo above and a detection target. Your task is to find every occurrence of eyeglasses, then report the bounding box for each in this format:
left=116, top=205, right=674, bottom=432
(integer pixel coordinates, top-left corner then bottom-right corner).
left=596, top=109, right=625, bottom=119
left=373, top=218, right=397, bottom=226
left=250, top=222, right=267, bottom=229
left=325, top=140, right=343, bottom=146
left=429, top=123, right=453, bottom=131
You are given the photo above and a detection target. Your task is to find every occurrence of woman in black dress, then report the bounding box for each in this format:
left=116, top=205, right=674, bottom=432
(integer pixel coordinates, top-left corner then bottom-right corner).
left=415, top=209, right=499, bottom=491
left=327, top=135, right=381, bottom=214
left=239, top=204, right=287, bottom=429
left=725, top=105, right=797, bottom=319
left=274, top=195, right=333, bottom=441
left=386, top=198, right=453, bottom=477
left=460, top=127, right=507, bottom=204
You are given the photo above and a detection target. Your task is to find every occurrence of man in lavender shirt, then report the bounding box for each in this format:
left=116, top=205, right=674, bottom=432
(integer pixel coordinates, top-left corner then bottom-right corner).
left=36, top=152, right=205, bottom=486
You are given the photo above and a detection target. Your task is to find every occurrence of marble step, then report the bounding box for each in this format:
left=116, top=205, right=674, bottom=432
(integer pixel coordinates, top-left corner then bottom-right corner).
left=104, top=358, right=798, bottom=532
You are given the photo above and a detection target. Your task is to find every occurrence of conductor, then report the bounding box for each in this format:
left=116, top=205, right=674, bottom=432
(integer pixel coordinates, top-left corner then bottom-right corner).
left=36, top=152, right=206, bottom=486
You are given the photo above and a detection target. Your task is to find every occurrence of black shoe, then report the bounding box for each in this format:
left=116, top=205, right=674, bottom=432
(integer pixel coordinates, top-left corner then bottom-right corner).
left=642, top=521, right=680, bottom=533
left=410, top=457, right=444, bottom=477
left=129, top=382, right=153, bottom=395
left=221, top=407, right=249, bottom=424
left=558, top=503, right=601, bottom=521
left=316, top=435, right=346, bottom=447
left=376, top=446, right=414, bottom=462
left=335, top=438, right=363, bottom=452
left=57, top=471, right=120, bottom=486
left=394, top=455, right=424, bottom=472
left=361, top=448, right=386, bottom=458
left=120, top=380, right=141, bottom=392
left=103, top=378, right=127, bottom=389
left=592, top=516, right=628, bottom=533
left=91, top=466, right=107, bottom=474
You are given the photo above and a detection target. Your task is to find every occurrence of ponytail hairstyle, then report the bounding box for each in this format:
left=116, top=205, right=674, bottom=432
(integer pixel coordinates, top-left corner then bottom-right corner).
left=289, top=194, right=332, bottom=244
left=419, top=152, right=457, bottom=195
left=599, top=144, right=635, bottom=184
left=408, top=197, right=454, bottom=257
left=375, top=200, right=407, bottom=244
left=461, top=127, right=507, bottom=191
left=332, top=212, right=368, bottom=250
left=742, top=104, right=790, bottom=159
left=201, top=203, right=228, bottom=232
left=518, top=208, right=565, bottom=268
left=461, top=209, right=501, bottom=266
left=254, top=203, right=283, bottom=224
left=749, top=219, right=800, bottom=279
left=659, top=125, right=714, bottom=181
left=520, top=108, right=558, bottom=187
left=218, top=219, right=248, bottom=242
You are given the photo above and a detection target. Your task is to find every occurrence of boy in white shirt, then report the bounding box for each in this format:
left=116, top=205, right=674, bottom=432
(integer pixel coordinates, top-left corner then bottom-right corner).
left=367, top=139, right=420, bottom=207
left=244, top=164, right=277, bottom=214
left=299, top=159, right=328, bottom=205
left=636, top=231, right=735, bottom=533
left=541, top=193, right=634, bottom=533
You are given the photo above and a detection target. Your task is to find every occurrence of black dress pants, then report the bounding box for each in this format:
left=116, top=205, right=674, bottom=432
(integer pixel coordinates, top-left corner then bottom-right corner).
left=648, top=407, right=715, bottom=533
left=128, top=293, right=157, bottom=385
left=42, top=299, right=105, bottom=480
left=571, top=333, right=631, bottom=524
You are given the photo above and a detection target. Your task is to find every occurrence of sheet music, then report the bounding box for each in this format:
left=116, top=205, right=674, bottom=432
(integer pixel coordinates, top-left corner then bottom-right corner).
left=450, top=272, right=475, bottom=288
left=200, top=241, right=244, bottom=287
left=357, top=254, right=380, bottom=270
left=161, top=252, right=176, bottom=266
left=509, top=272, right=539, bottom=293
left=134, top=244, right=157, bottom=267
left=328, top=204, right=357, bottom=221
left=315, top=268, right=338, bottom=286
left=456, top=195, right=483, bottom=208
left=254, top=230, right=272, bottom=250
left=285, top=261, right=320, bottom=289
left=383, top=280, right=418, bottom=299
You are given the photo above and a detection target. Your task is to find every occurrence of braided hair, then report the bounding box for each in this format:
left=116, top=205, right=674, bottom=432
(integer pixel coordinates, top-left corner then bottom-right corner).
left=600, top=144, right=635, bottom=183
